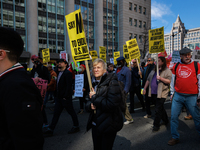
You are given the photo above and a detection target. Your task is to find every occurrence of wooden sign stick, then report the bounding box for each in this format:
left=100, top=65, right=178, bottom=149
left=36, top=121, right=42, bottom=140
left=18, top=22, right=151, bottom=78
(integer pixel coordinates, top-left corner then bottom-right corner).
left=136, top=58, right=142, bottom=78
left=85, top=60, right=92, bottom=92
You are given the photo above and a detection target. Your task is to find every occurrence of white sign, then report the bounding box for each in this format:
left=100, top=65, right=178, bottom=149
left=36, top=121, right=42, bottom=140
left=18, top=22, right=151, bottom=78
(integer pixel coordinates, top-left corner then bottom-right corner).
left=192, top=50, right=200, bottom=62
left=110, top=58, right=114, bottom=64
left=74, top=74, right=84, bottom=97
left=172, top=51, right=180, bottom=63
left=60, top=51, right=68, bottom=61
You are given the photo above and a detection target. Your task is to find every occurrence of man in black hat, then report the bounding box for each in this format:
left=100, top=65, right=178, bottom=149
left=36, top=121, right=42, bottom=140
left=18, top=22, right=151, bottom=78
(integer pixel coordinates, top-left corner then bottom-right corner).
left=115, top=56, right=133, bottom=125
left=44, top=59, right=80, bottom=136
left=168, top=47, right=200, bottom=146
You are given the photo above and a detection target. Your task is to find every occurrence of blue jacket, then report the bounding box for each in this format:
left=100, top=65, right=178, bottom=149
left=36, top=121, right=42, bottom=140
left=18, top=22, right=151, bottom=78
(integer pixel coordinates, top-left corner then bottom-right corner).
left=116, top=66, right=131, bottom=93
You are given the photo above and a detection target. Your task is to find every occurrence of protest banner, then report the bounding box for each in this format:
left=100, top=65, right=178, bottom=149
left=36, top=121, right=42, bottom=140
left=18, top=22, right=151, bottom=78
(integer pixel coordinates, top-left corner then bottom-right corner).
left=192, top=50, right=200, bottom=62
left=123, top=44, right=130, bottom=67
left=90, top=50, right=98, bottom=62
left=65, top=8, right=90, bottom=62
left=114, top=51, right=120, bottom=65
left=74, top=74, right=84, bottom=97
left=32, top=79, right=48, bottom=100
left=60, top=51, right=68, bottom=61
left=99, top=46, right=107, bottom=62
left=149, top=27, right=165, bottom=54
left=172, top=50, right=180, bottom=63
left=42, top=48, right=50, bottom=63
left=126, top=38, right=140, bottom=60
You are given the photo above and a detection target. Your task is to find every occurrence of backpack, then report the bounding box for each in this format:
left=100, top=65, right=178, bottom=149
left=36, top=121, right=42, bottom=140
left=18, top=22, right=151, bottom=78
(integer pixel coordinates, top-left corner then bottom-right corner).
left=117, top=80, right=126, bottom=113
left=109, top=74, right=126, bottom=113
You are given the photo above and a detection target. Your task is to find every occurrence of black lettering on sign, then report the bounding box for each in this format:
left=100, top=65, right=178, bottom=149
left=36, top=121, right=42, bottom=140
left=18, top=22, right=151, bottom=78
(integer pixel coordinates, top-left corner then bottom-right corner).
left=43, top=50, right=48, bottom=56
left=68, top=21, right=75, bottom=29
left=77, top=38, right=86, bottom=46
left=75, top=12, right=83, bottom=34
left=74, top=48, right=78, bottom=55
left=154, top=41, right=160, bottom=45
left=72, top=40, right=77, bottom=48
left=125, top=54, right=129, bottom=59
left=82, top=46, right=88, bottom=54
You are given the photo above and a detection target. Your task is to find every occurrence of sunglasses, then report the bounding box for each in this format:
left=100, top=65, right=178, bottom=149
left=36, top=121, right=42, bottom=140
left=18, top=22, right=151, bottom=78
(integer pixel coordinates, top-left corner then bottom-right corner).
left=147, top=60, right=152, bottom=61
left=133, top=62, right=136, bottom=63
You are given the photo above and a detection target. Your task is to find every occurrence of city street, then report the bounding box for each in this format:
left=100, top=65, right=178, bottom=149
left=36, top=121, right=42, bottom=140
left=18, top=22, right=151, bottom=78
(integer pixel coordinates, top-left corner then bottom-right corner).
left=43, top=97, right=200, bottom=150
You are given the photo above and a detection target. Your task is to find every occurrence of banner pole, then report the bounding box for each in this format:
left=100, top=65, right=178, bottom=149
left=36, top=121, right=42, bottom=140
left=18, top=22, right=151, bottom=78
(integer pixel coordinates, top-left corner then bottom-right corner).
left=85, top=60, right=92, bottom=92
left=157, top=53, right=159, bottom=77
left=136, top=58, right=142, bottom=78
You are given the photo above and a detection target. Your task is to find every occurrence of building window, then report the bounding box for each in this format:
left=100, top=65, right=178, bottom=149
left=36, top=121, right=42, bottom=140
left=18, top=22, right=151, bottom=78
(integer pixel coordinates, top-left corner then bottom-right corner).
left=143, top=21, right=146, bottom=29
left=139, top=6, right=142, bottom=13
left=129, top=18, right=132, bottom=26
left=194, top=32, right=196, bottom=37
left=139, top=35, right=142, bottom=43
left=134, top=19, right=137, bottom=27
left=134, top=34, right=137, bottom=40
left=134, top=4, right=137, bottom=12
left=129, top=33, right=132, bottom=40
left=139, top=20, right=142, bottom=28
left=143, top=7, right=146, bottom=15
left=197, top=32, right=199, bottom=36
left=129, top=2, right=132, bottom=10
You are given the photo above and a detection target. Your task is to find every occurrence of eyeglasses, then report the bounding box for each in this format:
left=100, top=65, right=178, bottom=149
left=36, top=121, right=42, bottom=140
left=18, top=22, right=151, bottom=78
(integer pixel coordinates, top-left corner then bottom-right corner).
left=147, top=60, right=151, bottom=61
left=0, top=49, right=10, bottom=53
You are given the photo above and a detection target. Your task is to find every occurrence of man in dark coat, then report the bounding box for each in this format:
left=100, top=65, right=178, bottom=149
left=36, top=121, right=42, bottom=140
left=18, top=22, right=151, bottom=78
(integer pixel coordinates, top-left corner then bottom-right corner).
left=44, top=59, right=79, bottom=136
left=0, top=27, right=44, bottom=150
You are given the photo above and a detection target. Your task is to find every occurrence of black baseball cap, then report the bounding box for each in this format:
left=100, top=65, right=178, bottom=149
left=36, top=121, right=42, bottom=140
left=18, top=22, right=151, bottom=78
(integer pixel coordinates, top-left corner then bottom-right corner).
left=58, top=59, right=68, bottom=64
left=179, top=47, right=192, bottom=55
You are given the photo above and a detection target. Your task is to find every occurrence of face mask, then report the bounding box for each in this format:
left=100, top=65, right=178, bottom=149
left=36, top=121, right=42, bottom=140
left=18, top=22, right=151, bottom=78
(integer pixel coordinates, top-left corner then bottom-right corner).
left=117, top=61, right=122, bottom=68
left=78, top=68, right=82, bottom=73
left=34, top=60, right=40, bottom=65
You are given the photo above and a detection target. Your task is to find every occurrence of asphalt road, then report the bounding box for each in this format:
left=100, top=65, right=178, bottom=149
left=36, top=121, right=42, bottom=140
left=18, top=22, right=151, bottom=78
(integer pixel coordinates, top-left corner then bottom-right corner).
left=43, top=96, right=200, bottom=150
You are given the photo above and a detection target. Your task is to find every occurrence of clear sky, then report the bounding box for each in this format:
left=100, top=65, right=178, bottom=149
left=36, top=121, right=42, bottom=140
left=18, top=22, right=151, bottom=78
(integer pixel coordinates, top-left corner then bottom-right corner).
left=151, top=0, right=200, bottom=34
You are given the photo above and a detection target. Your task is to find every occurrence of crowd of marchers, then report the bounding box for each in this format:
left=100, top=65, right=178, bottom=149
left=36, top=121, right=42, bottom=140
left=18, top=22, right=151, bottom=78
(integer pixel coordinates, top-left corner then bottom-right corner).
left=0, top=27, right=200, bottom=150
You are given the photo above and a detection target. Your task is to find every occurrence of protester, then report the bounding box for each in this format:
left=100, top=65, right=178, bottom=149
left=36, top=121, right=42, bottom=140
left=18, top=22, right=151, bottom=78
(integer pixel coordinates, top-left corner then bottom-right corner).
left=86, top=58, right=123, bottom=150
left=44, top=59, right=79, bottom=136
left=107, top=63, right=115, bottom=73
left=116, top=56, right=133, bottom=125
left=141, top=62, right=145, bottom=71
left=0, top=27, right=44, bottom=149
left=142, top=57, right=155, bottom=118
left=129, top=59, right=145, bottom=113
left=168, top=47, right=200, bottom=146
left=77, top=64, right=89, bottom=114
left=43, top=64, right=57, bottom=106
left=143, top=57, right=172, bottom=131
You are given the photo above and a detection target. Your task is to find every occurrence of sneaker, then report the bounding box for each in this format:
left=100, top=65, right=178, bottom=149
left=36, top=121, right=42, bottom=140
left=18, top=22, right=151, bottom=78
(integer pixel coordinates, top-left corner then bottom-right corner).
left=184, top=114, right=193, bottom=120
left=144, top=114, right=151, bottom=118
left=68, top=127, right=80, bottom=134
left=77, top=110, right=84, bottom=114
left=124, top=119, right=134, bottom=125
left=168, top=138, right=179, bottom=146
left=152, top=126, right=160, bottom=132
left=43, top=128, right=53, bottom=136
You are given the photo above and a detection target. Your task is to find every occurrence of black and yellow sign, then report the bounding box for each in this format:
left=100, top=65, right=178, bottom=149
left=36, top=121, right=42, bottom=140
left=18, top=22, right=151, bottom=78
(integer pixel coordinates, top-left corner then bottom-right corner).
left=126, top=39, right=140, bottom=60
left=42, top=48, right=50, bottom=63
left=114, top=51, right=120, bottom=65
left=99, top=46, right=106, bottom=62
left=123, top=44, right=130, bottom=66
left=65, top=9, right=90, bottom=62
left=90, top=50, right=98, bottom=62
left=149, top=27, right=165, bottom=54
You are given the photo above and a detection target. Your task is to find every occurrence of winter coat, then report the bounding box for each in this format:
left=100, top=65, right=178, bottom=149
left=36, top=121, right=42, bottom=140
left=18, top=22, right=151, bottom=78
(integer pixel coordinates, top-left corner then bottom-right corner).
left=86, top=73, right=123, bottom=134
left=47, top=69, right=57, bottom=92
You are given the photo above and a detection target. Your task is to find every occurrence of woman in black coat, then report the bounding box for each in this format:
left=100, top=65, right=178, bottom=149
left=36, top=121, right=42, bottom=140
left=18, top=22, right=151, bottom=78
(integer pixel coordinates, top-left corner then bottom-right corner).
left=86, top=58, right=123, bottom=150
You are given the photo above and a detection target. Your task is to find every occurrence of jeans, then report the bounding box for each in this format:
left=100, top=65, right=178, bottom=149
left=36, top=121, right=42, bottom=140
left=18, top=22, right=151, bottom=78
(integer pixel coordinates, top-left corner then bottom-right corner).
left=171, top=92, right=200, bottom=139
left=49, top=97, right=79, bottom=130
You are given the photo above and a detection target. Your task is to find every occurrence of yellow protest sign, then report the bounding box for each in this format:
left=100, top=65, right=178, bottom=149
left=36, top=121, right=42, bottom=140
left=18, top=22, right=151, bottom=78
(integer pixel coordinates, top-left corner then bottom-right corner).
left=123, top=44, right=130, bottom=66
left=126, top=38, right=140, bottom=60
left=90, top=50, right=98, bottom=62
left=149, top=26, right=165, bottom=54
left=42, top=48, right=50, bottom=63
left=114, top=51, right=120, bottom=65
left=65, top=9, right=90, bottom=62
left=99, top=46, right=106, bottom=62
